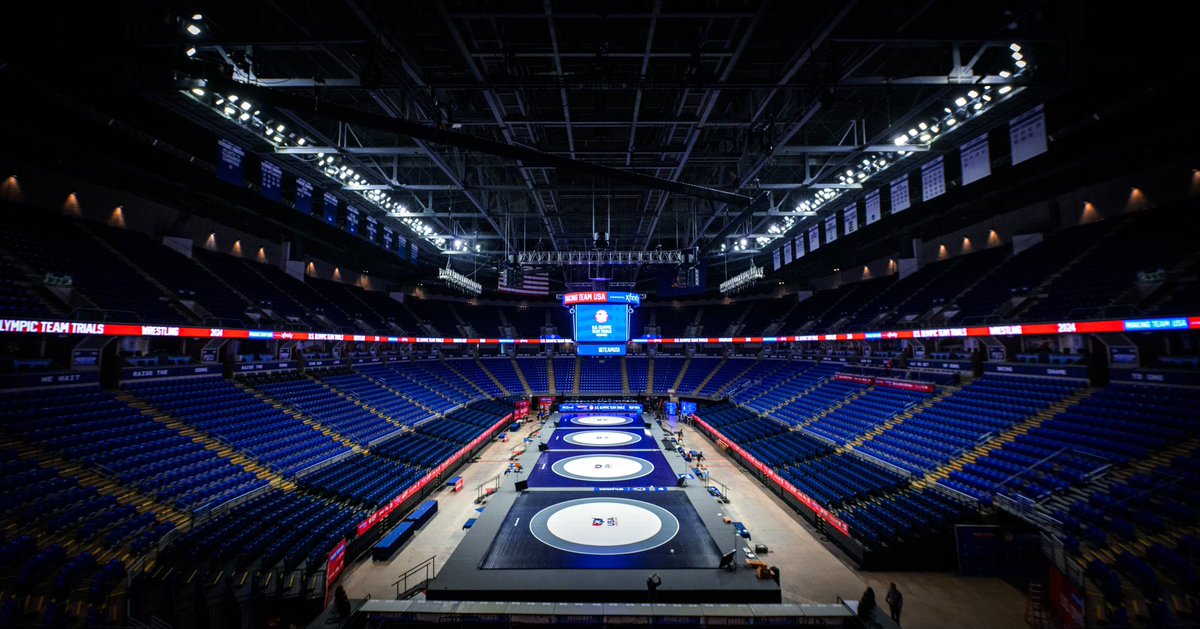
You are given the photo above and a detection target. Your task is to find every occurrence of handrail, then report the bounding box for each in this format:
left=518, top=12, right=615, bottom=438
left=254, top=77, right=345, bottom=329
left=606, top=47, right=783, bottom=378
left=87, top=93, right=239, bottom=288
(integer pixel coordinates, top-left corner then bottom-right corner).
left=391, top=555, right=437, bottom=599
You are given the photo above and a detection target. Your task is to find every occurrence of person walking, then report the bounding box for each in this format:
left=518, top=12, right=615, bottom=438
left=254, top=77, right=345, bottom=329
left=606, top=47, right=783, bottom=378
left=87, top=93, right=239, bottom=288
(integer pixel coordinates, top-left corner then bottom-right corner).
left=886, top=582, right=903, bottom=624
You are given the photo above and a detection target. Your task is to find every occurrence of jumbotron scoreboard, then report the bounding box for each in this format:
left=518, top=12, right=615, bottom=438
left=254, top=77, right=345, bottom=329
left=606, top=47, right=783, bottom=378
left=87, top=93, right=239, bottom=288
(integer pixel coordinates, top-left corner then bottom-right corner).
left=563, top=291, right=641, bottom=356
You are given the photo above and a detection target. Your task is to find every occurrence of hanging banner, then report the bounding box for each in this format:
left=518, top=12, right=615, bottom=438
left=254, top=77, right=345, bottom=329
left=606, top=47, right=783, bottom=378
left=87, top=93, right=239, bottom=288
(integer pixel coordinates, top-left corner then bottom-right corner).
left=772, top=249, right=781, bottom=271
left=365, top=215, right=378, bottom=243
left=960, top=133, right=992, bottom=185
left=794, top=234, right=805, bottom=259
left=783, top=240, right=793, bottom=265
left=865, top=190, right=882, bottom=225
left=843, top=204, right=858, bottom=234
left=808, top=225, right=821, bottom=252
left=921, top=156, right=946, bottom=201
left=322, top=192, right=339, bottom=225
left=345, top=205, right=360, bottom=234
left=216, top=139, right=244, bottom=186
left=397, top=234, right=407, bottom=256
left=1010, top=103, right=1048, bottom=165
left=295, top=178, right=313, bottom=215
left=890, top=175, right=911, bottom=213
left=383, top=226, right=394, bottom=250
left=409, top=242, right=419, bottom=264
left=824, top=214, right=838, bottom=243
left=260, top=160, right=282, bottom=202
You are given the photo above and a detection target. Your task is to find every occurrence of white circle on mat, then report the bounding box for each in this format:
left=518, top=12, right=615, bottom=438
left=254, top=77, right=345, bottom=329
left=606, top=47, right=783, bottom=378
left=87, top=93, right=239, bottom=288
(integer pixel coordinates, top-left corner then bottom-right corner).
left=569, top=430, right=638, bottom=446
left=575, top=415, right=632, bottom=426
left=561, top=455, right=645, bottom=479
left=544, top=501, right=663, bottom=547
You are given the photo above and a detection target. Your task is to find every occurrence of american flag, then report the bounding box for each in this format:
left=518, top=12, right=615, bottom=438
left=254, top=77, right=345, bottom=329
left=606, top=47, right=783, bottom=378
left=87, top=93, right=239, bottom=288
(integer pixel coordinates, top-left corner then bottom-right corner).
left=498, top=267, right=550, bottom=295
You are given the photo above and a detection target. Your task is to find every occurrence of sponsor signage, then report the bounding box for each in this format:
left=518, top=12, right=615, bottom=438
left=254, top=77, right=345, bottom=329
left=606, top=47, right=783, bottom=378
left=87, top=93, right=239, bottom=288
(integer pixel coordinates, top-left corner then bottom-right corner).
left=577, top=344, right=627, bottom=356
left=559, top=403, right=643, bottom=413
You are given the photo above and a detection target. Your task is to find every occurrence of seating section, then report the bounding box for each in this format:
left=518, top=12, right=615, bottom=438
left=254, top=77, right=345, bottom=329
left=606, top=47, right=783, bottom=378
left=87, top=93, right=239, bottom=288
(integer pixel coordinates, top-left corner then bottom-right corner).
left=246, top=371, right=407, bottom=445
left=481, top=358, right=525, bottom=395
left=125, top=376, right=348, bottom=475
left=945, top=383, right=1200, bottom=503
left=578, top=357, right=623, bottom=393
left=770, top=378, right=865, bottom=427
left=651, top=357, right=685, bottom=393
left=318, top=369, right=435, bottom=427
left=676, top=357, right=722, bottom=395
left=858, top=376, right=1082, bottom=474
left=0, top=387, right=264, bottom=511
left=448, top=359, right=505, bottom=397
left=626, top=356, right=649, bottom=394
left=803, top=386, right=928, bottom=445
left=160, top=489, right=363, bottom=573
left=697, top=358, right=755, bottom=397
left=516, top=357, right=550, bottom=393
left=552, top=357, right=576, bottom=393
left=372, top=402, right=509, bottom=467
left=739, top=362, right=835, bottom=413
left=300, top=455, right=423, bottom=508
left=363, top=362, right=480, bottom=413
left=838, top=487, right=972, bottom=549
left=0, top=257, right=56, bottom=320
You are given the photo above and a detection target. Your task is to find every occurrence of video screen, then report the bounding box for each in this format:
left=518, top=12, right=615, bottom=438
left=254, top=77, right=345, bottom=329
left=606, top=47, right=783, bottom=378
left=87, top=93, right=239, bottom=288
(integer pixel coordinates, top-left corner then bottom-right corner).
left=574, top=304, right=629, bottom=343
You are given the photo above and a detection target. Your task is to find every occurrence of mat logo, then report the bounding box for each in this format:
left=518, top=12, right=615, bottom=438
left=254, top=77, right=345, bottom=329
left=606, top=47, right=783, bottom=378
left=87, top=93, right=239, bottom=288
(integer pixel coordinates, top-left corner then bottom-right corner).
left=594, top=309, right=610, bottom=324
left=591, top=517, right=619, bottom=527
left=593, top=463, right=612, bottom=469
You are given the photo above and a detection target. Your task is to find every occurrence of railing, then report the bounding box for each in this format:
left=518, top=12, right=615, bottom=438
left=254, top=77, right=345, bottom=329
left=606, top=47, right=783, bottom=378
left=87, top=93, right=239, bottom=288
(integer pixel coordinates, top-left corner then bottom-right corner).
left=392, top=555, right=437, bottom=599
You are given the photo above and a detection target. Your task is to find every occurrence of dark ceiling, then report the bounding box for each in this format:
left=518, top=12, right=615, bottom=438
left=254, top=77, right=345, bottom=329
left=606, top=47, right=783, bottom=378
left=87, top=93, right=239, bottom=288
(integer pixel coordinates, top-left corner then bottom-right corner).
left=0, top=0, right=1192, bottom=296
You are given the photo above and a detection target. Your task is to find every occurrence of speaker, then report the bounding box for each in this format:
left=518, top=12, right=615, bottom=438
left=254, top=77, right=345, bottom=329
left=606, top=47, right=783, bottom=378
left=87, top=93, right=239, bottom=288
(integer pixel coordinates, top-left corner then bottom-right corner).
left=676, top=476, right=687, bottom=487
left=538, top=443, right=549, bottom=452
left=514, top=480, right=528, bottom=492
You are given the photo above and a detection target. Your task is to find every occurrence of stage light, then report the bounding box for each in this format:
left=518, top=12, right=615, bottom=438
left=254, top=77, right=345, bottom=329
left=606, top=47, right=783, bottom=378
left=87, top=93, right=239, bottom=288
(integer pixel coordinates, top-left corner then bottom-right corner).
left=186, top=47, right=197, bottom=57
left=998, top=86, right=1012, bottom=95
left=893, top=135, right=908, bottom=145
left=1012, top=52, right=1023, bottom=61
left=239, top=101, right=251, bottom=110
left=845, top=169, right=854, bottom=177
left=228, top=95, right=238, bottom=102
left=955, top=97, right=967, bottom=107
left=239, top=112, right=250, bottom=121
left=946, top=118, right=956, bottom=126
left=999, top=70, right=1012, bottom=78
left=273, top=135, right=284, bottom=143
left=223, top=106, right=235, bottom=115
left=297, top=137, right=306, bottom=145
left=973, top=102, right=983, bottom=110
left=1015, top=59, right=1027, bottom=68
left=907, top=128, right=918, bottom=137
left=918, top=122, right=928, bottom=130
left=1010, top=43, right=1021, bottom=52
left=968, top=90, right=979, bottom=98
left=275, top=124, right=285, bottom=132
left=190, top=87, right=205, bottom=96
left=186, top=24, right=201, bottom=35
left=739, top=238, right=747, bottom=247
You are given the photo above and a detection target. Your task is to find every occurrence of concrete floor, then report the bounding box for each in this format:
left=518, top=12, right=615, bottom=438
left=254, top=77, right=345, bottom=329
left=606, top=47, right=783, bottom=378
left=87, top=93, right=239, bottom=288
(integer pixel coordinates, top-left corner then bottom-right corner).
left=338, top=416, right=1027, bottom=629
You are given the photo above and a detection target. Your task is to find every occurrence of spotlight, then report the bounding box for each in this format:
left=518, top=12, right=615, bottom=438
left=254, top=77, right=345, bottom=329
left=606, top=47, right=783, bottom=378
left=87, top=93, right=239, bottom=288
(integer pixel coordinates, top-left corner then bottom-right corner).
left=893, top=135, right=908, bottom=145
left=227, top=95, right=238, bottom=102
left=955, top=97, right=967, bottom=107
left=1009, top=43, right=1021, bottom=52
left=239, top=112, right=250, bottom=121
left=1011, top=52, right=1023, bottom=61
left=190, top=87, right=205, bottom=96
left=239, top=101, right=251, bottom=111
left=1015, top=60, right=1027, bottom=68
left=186, top=24, right=201, bottom=36
left=998, top=70, right=1012, bottom=78
left=967, top=90, right=979, bottom=98
left=186, top=47, right=197, bottom=57
left=275, top=124, right=285, bottom=132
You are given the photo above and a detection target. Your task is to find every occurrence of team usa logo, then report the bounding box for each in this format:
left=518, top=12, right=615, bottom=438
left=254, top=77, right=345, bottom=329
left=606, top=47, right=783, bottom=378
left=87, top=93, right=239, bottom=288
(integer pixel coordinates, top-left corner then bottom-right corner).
left=591, top=517, right=619, bottom=527
left=594, top=309, right=609, bottom=324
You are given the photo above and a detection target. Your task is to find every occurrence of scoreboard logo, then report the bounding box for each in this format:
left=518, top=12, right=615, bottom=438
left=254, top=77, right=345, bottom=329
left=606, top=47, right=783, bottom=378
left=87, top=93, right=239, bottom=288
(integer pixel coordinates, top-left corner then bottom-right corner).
left=594, top=309, right=610, bottom=324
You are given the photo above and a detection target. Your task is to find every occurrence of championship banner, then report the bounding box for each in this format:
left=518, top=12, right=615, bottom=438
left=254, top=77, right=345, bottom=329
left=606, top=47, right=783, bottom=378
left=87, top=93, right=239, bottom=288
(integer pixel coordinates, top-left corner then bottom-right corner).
left=808, top=224, right=820, bottom=252
left=397, top=234, right=407, bottom=255
left=295, top=178, right=313, bottom=215
left=322, top=192, right=339, bottom=225
left=409, top=242, right=419, bottom=264
left=921, top=155, right=946, bottom=201
left=383, top=226, right=394, bottom=250
left=960, top=133, right=992, bottom=185
left=843, top=203, right=858, bottom=234
left=824, top=214, right=838, bottom=243
left=1010, top=103, right=1048, bottom=165
left=772, top=248, right=781, bottom=271
left=890, top=175, right=911, bottom=213
left=794, top=233, right=805, bottom=258
left=216, top=139, right=244, bottom=185
left=260, top=160, right=282, bottom=202
left=345, top=205, right=360, bottom=234
left=865, top=190, right=882, bottom=224
left=365, top=215, right=378, bottom=243
left=783, top=240, right=793, bottom=265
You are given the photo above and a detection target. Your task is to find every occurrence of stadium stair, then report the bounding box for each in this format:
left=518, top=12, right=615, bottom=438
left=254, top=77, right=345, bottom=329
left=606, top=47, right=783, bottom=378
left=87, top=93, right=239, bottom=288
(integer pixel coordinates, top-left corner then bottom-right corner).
left=645, top=358, right=655, bottom=394
left=1004, top=221, right=1127, bottom=320
left=471, top=359, right=510, bottom=397
left=0, top=434, right=189, bottom=529
left=924, top=387, right=1098, bottom=484
left=621, top=357, right=630, bottom=395
left=671, top=355, right=692, bottom=393
left=510, top=357, right=532, bottom=396
left=234, top=380, right=366, bottom=451
left=439, top=357, right=489, bottom=398
left=547, top=358, right=558, bottom=394
left=114, top=392, right=296, bottom=492
left=572, top=355, right=581, bottom=395
left=847, top=384, right=962, bottom=449
left=692, top=357, right=726, bottom=395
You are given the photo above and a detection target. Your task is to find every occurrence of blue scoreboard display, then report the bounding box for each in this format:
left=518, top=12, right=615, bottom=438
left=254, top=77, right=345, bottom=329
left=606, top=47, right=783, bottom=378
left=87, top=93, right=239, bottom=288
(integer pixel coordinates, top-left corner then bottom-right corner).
left=574, top=304, right=630, bottom=343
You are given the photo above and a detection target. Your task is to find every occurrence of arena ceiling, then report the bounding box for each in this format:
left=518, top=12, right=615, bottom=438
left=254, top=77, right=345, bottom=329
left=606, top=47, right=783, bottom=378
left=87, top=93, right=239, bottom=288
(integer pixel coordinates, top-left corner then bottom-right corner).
left=2, top=1, right=1188, bottom=294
